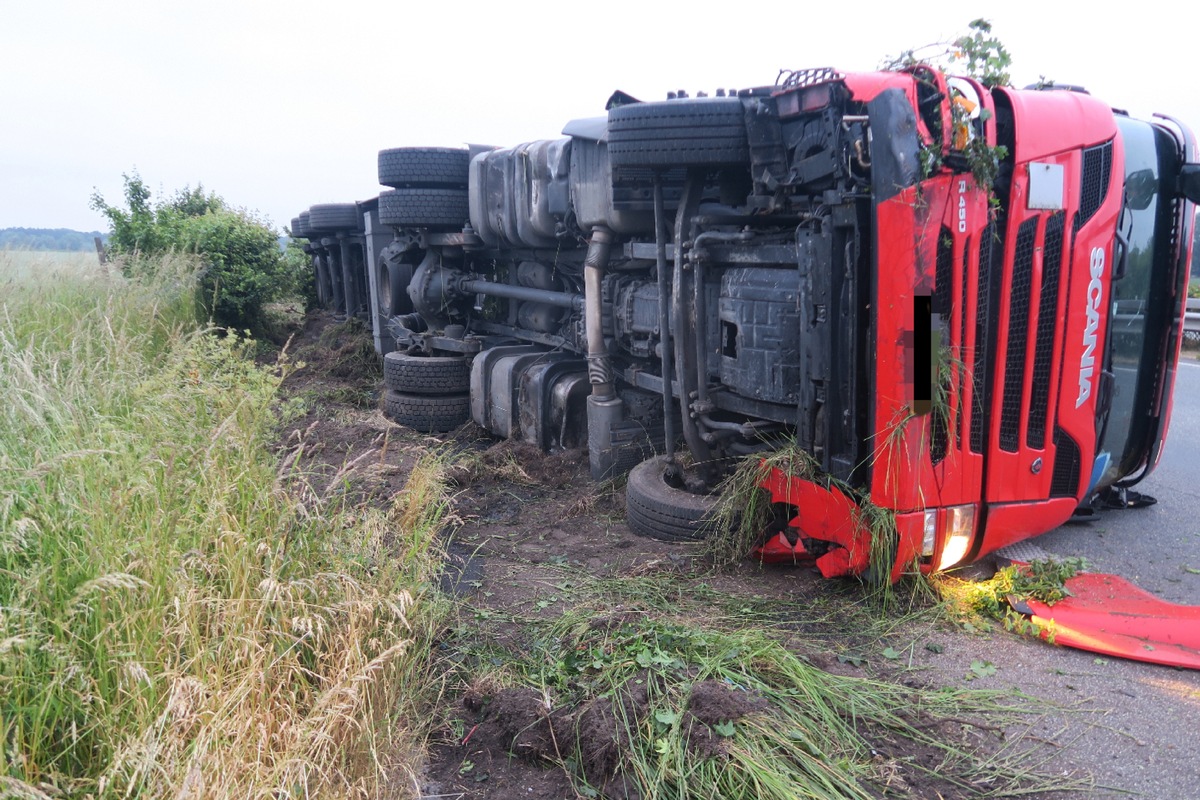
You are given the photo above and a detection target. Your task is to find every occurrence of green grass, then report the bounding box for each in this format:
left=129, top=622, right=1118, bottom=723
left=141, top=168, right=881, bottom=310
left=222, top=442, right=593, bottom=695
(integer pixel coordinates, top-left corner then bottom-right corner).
left=448, top=570, right=1087, bottom=799
left=0, top=251, right=447, bottom=796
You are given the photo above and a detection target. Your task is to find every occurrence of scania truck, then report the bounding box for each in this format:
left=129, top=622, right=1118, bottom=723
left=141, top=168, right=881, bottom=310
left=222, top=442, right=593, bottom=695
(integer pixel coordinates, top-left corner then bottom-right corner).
left=295, top=64, right=1199, bottom=578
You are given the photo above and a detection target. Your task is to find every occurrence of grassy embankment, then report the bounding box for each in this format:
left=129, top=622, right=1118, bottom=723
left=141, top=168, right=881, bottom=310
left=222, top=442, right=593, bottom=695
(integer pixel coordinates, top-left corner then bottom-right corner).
left=0, top=252, right=446, bottom=797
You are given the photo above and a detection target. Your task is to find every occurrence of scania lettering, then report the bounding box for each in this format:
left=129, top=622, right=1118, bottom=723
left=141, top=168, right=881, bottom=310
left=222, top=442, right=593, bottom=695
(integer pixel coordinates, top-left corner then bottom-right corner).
left=1077, top=246, right=1106, bottom=408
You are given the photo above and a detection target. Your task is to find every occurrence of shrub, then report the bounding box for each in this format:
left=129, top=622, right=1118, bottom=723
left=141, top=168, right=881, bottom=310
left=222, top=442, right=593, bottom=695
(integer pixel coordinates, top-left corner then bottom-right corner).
left=91, top=173, right=289, bottom=329
left=280, top=238, right=318, bottom=311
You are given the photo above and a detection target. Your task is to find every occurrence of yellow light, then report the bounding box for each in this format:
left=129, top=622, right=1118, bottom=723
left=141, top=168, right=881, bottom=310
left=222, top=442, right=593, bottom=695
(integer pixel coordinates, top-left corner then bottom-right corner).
left=936, top=505, right=977, bottom=571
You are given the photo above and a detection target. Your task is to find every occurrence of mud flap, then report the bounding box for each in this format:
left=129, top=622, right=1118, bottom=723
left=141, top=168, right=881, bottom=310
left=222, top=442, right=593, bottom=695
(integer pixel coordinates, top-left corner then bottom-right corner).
left=1009, top=570, right=1200, bottom=670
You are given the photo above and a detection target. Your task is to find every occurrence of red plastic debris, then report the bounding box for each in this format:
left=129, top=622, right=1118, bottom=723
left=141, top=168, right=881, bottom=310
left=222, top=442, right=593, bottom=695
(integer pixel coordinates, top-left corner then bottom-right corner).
left=1017, top=570, right=1200, bottom=670
left=754, top=530, right=812, bottom=565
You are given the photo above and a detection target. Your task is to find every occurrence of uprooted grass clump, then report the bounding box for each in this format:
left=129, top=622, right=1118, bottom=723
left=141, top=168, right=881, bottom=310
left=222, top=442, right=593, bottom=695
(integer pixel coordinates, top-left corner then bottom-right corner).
left=704, top=442, right=819, bottom=570
left=454, top=609, right=1085, bottom=799
left=705, top=442, right=919, bottom=609
left=0, top=251, right=448, bottom=797
left=937, top=558, right=1086, bottom=639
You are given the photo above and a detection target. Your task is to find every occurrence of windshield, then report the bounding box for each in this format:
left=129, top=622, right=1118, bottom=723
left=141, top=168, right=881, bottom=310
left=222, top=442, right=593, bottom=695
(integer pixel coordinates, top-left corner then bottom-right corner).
left=1094, top=117, right=1183, bottom=490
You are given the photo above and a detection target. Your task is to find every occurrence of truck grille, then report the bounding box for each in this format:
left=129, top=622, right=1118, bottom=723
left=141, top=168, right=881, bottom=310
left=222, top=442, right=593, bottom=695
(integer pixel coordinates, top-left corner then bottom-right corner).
left=999, top=218, right=1038, bottom=452
left=930, top=229, right=952, bottom=465
left=970, top=222, right=1000, bottom=453
left=1077, top=141, right=1113, bottom=229
left=1027, top=212, right=1065, bottom=449
left=1051, top=428, right=1082, bottom=497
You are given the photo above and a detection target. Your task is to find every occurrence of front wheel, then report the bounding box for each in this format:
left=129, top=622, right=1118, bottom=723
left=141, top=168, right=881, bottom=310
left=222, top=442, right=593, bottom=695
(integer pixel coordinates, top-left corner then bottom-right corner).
left=625, top=456, right=718, bottom=542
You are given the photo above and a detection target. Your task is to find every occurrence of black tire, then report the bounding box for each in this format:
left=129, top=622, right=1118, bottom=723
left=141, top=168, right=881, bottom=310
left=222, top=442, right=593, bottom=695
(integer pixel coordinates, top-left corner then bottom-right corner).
left=308, top=203, right=361, bottom=232
left=383, top=352, right=471, bottom=394
left=378, top=147, right=470, bottom=189
left=290, top=216, right=304, bottom=240
left=377, top=258, right=414, bottom=318
left=607, top=98, right=749, bottom=168
left=378, top=188, right=469, bottom=229
left=297, top=211, right=312, bottom=238
left=625, top=456, right=718, bottom=542
left=384, top=390, right=470, bottom=432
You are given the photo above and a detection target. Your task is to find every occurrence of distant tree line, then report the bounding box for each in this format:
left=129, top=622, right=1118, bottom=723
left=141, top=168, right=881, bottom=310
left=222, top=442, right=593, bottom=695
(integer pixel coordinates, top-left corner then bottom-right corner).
left=0, top=227, right=107, bottom=252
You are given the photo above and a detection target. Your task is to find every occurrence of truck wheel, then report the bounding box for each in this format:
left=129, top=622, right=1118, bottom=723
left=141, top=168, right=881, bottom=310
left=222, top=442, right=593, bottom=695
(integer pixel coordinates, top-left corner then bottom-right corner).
left=290, top=216, right=304, bottom=240
left=378, top=147, right=470, bottom=189
left=377, top=258, right=414, bottom=318
left=297, top=211, right=312, bottom=238
left=378, top=188, right=469, bottom=229
left=384, top=390, right=470, bottom=432
left=308, top=203, right=361, bottom=232
left=383, top=352, right=471, bottom=394
left=625, top=456, right=718, bottom=542
left=608, top=98, right=749, bottom=168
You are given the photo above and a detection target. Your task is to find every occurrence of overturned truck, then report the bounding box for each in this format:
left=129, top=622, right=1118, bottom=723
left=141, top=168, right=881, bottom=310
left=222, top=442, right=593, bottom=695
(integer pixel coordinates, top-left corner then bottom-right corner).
left=295, top=66, right=1200, bottom=579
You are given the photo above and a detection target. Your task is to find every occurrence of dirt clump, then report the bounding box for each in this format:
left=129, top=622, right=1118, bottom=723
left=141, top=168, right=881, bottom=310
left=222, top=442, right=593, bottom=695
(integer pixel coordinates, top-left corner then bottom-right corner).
left=453, top=679, right=653, bottom=800
left=466, top=688, right=572, bottom=764
left=681, top=679, right=768, bottom=759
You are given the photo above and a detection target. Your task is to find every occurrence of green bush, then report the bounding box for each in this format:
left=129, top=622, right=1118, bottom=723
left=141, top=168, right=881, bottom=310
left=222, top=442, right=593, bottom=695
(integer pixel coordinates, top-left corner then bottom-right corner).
left=280, top=238, right=318, bottom=311
left=91, top=173, right=290, bottom=329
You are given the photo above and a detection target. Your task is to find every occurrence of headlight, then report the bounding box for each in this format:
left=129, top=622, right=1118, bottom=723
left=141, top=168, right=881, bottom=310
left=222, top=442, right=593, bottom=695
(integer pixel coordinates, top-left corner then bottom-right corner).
left=936, top=504, right=977, bottom=571
left=921, top=509, right=938, bottom=558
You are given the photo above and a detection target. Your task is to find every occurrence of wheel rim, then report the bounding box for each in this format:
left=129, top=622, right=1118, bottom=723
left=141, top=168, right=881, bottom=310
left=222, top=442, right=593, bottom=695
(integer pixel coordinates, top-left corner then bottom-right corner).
left=377, top=261, right=393, bottom=317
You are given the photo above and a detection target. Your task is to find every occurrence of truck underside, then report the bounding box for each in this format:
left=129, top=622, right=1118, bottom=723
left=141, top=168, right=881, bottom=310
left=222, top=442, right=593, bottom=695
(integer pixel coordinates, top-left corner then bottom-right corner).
left=293, top=65, right=1199, bottom=581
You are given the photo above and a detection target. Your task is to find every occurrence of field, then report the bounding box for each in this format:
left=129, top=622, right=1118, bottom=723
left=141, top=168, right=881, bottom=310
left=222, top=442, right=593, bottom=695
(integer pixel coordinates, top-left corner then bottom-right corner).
left=4, top=250, right=1194, bottom=799
left=0, top=252, right=446, bottom=797
left=0, top=249, right=99, bottom=278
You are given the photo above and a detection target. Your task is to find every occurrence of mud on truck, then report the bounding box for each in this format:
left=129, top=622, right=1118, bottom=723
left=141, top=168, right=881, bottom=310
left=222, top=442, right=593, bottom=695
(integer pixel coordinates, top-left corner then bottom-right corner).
left=293, top=65, right=1200, bottom=581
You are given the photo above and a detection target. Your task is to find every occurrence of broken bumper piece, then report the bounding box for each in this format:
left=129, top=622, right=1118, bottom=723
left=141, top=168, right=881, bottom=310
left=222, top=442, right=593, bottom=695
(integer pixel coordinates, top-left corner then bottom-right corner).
left=1010, top=570, right=1200, bottom=671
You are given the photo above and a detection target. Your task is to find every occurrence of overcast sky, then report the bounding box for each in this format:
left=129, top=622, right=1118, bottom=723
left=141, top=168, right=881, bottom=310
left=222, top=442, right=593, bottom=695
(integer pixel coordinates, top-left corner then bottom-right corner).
left=2, top=1, right=1196, bottom=234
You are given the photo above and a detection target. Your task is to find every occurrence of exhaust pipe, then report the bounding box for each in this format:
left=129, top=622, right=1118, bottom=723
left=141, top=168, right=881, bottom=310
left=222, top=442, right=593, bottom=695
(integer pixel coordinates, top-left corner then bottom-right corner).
left=583, top=227, right=626, bottom=480
left=584, top=226, right=615, bottom=398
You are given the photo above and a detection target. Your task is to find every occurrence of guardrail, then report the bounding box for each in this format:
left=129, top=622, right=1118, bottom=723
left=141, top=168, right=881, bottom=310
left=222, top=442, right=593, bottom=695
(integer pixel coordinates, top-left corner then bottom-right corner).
left=1186, top=298, right=1200, bottom=343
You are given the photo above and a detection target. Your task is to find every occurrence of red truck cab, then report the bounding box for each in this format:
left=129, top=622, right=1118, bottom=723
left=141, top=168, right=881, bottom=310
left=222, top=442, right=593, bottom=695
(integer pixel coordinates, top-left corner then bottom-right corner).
left=763, top=69, right=1198, bottom=577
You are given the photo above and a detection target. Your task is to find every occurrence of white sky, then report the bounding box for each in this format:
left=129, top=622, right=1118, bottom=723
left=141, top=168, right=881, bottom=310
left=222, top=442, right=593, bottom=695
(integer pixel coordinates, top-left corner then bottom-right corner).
left=2, top=1, right=1196, bottom=234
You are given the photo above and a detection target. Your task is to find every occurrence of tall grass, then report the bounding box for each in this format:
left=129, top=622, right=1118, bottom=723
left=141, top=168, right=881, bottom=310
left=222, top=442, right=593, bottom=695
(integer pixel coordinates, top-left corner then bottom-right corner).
left=0, top=252, right=446, bottom=797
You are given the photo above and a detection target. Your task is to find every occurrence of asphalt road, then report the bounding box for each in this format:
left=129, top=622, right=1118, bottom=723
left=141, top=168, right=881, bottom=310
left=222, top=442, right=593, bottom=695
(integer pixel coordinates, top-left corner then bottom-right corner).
left=1036, top=358, right=1200, bottom=605
left=940, top=356, right=1200, bottom=799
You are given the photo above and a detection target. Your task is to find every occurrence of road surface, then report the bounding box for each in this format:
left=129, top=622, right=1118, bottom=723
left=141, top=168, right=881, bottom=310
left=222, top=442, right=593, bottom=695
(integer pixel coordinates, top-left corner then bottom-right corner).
left=1036, top=357, right=1200, bottom=605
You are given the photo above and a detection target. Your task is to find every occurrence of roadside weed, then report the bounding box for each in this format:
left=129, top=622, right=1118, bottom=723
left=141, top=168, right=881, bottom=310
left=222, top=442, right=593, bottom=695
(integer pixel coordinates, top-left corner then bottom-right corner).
left=0, top=252, right=448, bottom=797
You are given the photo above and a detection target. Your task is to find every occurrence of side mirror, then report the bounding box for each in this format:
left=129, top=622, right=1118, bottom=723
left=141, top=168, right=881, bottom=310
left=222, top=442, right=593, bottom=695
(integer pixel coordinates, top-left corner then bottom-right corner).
left=1178, top=164, right=1200, bottom=204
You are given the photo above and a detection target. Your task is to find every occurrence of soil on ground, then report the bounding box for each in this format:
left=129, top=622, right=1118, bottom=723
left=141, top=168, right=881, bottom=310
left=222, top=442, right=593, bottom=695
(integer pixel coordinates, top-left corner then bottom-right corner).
left=273, top=312, right=1195, bottom=800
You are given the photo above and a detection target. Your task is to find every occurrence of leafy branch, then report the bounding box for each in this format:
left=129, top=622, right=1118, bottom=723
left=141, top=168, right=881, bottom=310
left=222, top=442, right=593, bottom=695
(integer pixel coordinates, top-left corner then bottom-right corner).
left=881, top=19, right=1013, bottom=88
